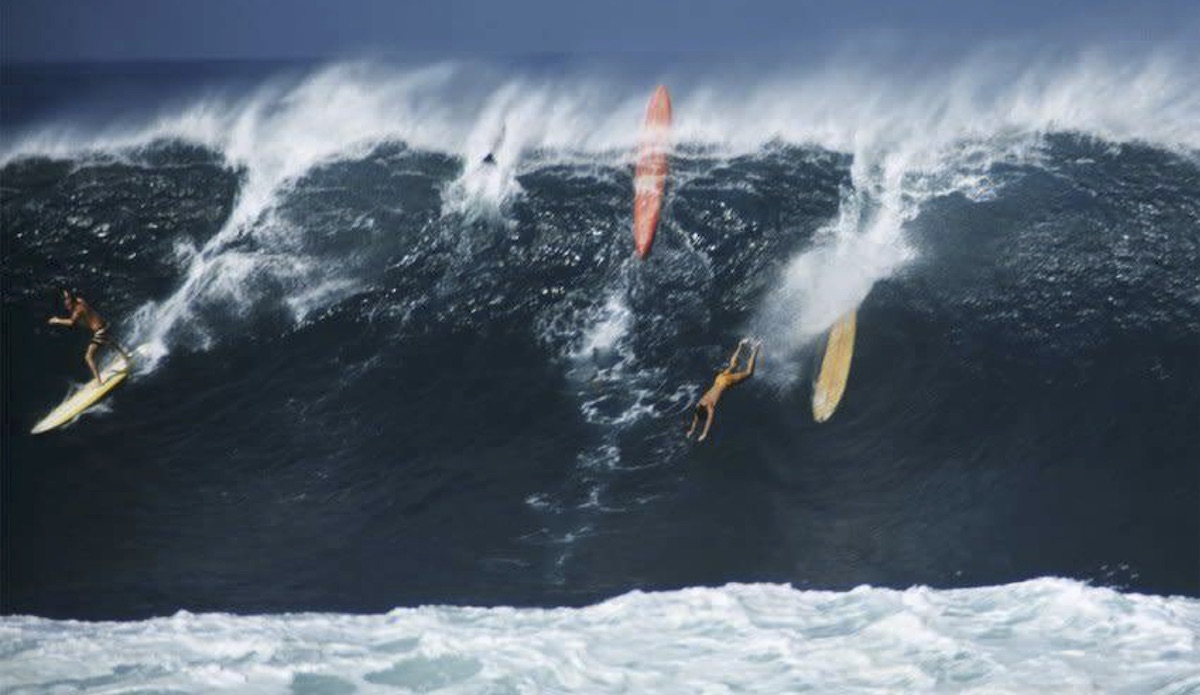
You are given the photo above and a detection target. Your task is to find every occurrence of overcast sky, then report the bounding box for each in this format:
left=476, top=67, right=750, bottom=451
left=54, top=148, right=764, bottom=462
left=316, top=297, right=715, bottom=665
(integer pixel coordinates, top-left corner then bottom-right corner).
left=3, top=0, right=1198, bottom=63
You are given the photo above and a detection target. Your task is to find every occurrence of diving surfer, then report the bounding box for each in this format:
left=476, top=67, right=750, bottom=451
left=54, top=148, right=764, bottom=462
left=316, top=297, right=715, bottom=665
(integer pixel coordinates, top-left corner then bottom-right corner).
left=482, top=123, right=505, bottom=165
left=687, top=338, right=761, bottom=442
left=48, top=289, right=131, bottom=384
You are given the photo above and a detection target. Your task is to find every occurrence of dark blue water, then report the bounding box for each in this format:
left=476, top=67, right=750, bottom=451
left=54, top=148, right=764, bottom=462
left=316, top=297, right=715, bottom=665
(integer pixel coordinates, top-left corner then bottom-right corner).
left=2, top=62, right=1198, bottom=620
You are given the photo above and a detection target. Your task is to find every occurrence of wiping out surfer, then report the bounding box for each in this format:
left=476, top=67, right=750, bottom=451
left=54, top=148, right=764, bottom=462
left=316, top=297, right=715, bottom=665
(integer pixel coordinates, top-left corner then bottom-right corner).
left=687, top=338, right=761, bottom=442
left=482, top=122, right=506, bottom=165
left=48, top=289, right=131, bottom=384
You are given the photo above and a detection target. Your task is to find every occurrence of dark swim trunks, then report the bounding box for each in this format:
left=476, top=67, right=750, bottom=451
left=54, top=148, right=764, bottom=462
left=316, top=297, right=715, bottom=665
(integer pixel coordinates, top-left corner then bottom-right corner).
left=90, top=326, right=111, bottom=346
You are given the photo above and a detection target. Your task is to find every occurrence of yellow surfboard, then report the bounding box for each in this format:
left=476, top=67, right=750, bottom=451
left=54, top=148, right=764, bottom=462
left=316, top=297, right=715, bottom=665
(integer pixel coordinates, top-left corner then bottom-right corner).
left=31, top=348, right=141, bottom=434
left=812, top=310, right=857, bottom=423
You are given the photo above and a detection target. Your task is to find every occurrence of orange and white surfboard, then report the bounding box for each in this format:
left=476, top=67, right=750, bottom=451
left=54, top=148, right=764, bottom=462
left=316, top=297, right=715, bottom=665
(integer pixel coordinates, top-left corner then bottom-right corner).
left=633, top=85, right=672, bottom=258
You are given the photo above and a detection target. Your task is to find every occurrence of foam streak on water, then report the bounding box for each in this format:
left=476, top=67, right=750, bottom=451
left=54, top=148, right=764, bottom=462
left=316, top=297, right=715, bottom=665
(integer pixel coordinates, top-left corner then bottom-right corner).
left=2, top=579, right=1197, bottom=694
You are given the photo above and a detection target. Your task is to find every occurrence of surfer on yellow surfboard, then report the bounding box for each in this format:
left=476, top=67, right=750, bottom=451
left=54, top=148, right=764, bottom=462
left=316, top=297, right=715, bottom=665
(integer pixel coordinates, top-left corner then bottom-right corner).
left=47, top=288, right=131, bottom=385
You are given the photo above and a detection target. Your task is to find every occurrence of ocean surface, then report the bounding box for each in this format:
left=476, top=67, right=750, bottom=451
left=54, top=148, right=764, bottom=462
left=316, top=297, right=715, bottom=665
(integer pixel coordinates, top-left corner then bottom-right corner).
left=2, top=54, right=1199, bottom=692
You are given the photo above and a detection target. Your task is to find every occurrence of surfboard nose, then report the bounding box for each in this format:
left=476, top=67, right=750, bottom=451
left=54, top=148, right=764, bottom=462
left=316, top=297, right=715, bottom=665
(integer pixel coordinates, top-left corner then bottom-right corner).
left=632, top=86, right=672, bottom=258
left=653, top=85, right=671, bottom=112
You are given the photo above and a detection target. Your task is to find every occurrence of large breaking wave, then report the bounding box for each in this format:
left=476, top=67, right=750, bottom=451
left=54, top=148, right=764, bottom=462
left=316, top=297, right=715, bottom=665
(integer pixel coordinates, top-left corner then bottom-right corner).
left=5, top=50, right=1198, bottom=368
left=3, top=48, right=1198, bottom=657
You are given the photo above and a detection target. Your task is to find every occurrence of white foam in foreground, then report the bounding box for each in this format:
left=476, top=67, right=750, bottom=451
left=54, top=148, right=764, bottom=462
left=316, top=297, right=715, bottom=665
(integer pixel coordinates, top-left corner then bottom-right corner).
left=2, top=578, right=1197, bottom=694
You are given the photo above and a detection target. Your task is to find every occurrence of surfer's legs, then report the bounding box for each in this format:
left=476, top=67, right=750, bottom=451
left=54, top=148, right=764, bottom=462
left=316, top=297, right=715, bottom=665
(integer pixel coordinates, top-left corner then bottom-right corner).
left=698, top=406, right=716, bottom=442
left=87, top=327, right=131, bottom=379
left=84, top=342, right=103, bottom=384
left=728, top=340, right=747, bottom=370
left=112, top=340, right=132, bottom=364
left=688, top=404, right=715, bottom=441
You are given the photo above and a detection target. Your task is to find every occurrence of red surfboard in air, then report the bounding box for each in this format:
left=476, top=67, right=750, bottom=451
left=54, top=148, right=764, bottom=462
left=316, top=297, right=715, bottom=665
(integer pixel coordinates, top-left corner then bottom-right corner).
left=633, top=85, right=672, bottom=258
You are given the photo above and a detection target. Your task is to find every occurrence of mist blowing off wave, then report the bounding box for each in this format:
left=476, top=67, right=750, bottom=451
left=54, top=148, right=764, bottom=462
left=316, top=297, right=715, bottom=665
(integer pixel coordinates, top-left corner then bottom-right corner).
left=5, top=49, right=1198, bottom=373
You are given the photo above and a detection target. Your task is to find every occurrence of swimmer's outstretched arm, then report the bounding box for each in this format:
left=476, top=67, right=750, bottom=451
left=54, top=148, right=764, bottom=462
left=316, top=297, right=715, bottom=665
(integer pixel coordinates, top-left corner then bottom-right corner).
left=743, top=343, right=760, bottom=377
left=730, top=342, right=760, bottom=383
left=687, top=409, right=700, bottom=437
left=728, top=339, right=749, bottom=369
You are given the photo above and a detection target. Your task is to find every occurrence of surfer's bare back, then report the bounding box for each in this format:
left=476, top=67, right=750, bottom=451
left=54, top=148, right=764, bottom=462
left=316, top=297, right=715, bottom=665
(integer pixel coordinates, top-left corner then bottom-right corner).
left=687, top=338, right=761, bottom=442
left=48, top=289, right=130, bottom=384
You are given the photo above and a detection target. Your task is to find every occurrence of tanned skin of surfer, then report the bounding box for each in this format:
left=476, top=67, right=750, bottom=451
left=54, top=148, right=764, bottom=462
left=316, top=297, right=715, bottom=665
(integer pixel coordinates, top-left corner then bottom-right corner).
left=48, top=289, right=131, bottom=385
left=687, top=338, right=761, bottom=442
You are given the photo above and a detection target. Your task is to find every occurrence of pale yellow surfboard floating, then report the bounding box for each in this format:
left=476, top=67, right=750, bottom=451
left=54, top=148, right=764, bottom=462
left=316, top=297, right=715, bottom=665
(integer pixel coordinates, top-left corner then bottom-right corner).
left=31, top=348, right=142, bottom=434
left=811, top=310, right=857, bottom=423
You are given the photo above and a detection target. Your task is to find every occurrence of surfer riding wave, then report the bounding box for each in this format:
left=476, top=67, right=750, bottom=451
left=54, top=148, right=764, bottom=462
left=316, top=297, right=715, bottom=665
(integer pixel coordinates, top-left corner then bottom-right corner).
left=48, top=289, right=131, bottom=384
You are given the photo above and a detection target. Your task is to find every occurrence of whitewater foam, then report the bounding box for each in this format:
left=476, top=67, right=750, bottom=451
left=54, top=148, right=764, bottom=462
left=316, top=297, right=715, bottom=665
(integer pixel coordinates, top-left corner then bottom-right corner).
left=572, top=292, right=633, bottom=360
left=3, top=579, right=1197, bottom=694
